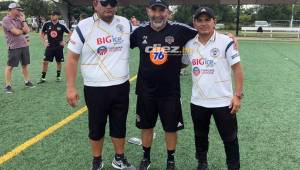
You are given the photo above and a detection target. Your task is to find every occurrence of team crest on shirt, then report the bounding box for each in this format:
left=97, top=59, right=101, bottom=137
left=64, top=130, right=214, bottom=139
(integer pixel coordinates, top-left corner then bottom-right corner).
left=165, top=36, right=174, bottom=45
left=97, top=46, right=108, bottom=55
left=50, top=31, right=58, bottom=38
left=116, top=24, right=124, bottom=33
left=193, top=67, right=201, bottom=76
left=149, top=47, right=168, bottom=65
left=210, top=48, right=220, bottom=58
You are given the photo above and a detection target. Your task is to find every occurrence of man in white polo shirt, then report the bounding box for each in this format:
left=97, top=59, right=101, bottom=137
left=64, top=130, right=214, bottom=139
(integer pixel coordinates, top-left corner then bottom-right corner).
left=182, top=7, right=244, bottom=170
left=66, top=0, right=135, bottom=170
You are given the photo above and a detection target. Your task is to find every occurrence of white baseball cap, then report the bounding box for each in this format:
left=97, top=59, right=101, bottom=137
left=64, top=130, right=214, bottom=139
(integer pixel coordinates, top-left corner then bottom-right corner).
left=8, top=3, right=23, bottom=11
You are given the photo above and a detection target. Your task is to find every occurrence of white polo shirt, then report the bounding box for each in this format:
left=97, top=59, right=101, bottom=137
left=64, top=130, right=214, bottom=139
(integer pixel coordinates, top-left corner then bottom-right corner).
left=68, top=14, right=131, bottom=87
left=182, top=31, right=240, bottom=108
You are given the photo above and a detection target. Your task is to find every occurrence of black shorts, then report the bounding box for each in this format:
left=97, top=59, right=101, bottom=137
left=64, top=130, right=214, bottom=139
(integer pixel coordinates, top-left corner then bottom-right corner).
left=191, top=104, right=238, bottom=142
left=84, top=81, right=130, bottom=140
left=7, top=46, right=30, bottom=67
left=44, top=46, right=64, bottom=62
left=136, top=95, right=184, bottom=132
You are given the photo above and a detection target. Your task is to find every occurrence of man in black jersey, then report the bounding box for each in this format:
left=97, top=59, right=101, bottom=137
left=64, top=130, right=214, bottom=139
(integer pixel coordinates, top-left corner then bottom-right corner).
left=131, top=1, right=237, bottom=169
left=130, top=1, right=198, bottom=170
left=38, top=11, right=71, bottom=84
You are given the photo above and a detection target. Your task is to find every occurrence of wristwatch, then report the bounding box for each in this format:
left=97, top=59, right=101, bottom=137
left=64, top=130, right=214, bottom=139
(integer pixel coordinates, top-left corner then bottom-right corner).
left=235, top=92, right=244, bottom=99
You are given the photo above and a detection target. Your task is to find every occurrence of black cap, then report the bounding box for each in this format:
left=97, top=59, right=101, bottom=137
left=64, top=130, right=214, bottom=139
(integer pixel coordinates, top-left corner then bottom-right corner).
left=149, top=0, right=169, bottom=9
left=194, top=7, right=215, bottom=19
left=51, top=11, right=60, bottom=16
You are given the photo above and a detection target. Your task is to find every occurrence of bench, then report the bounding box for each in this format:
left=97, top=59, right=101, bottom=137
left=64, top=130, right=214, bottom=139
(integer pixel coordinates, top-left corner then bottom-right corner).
left=241, top=27, right=300, bottom=38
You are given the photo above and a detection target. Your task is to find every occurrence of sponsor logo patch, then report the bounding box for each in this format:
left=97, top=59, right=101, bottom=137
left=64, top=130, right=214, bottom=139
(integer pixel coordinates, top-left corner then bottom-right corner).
left=192, top=58, right=215, bottom=67
left=50, top=31, right=58, bottom=38
left=192, top=67, right=215, bottom=76
left=193, top=67, right=201, bottom=76
left=149, top=47, right=168, bottom=65
left=96, top=36, right=123, bottom=45
left=97, top=46, right=108, bottom=55
left=231, top=53, right=239, bottom=60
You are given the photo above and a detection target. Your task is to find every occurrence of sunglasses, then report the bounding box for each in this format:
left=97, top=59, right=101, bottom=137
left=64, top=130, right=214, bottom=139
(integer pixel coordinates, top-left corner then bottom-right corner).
left=99, top=0, right=118, bottom=7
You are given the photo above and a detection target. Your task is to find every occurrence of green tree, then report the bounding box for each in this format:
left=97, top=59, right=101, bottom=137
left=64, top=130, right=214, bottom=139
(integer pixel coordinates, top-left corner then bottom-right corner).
left=0, top=1, right=14, bottom=11
left=118, top=5, right=148, bottom=21
left=256, top=5, right=291, bottom=21
left=69, top=5, right=93, bottom=20
left=19, top=0, right=51, bottom=17
left=173, top=5, right=235, bottom=25
left=173, top=5, right=198, bottom=24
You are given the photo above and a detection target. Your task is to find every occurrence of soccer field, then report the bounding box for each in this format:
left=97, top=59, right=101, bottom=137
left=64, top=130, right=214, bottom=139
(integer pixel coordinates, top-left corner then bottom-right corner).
left=0, top=32, right=300, bottom=170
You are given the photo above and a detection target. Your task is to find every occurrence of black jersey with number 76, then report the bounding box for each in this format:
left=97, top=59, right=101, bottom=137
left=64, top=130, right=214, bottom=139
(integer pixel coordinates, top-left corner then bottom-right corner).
left=130, top=21, right=197, bottom=98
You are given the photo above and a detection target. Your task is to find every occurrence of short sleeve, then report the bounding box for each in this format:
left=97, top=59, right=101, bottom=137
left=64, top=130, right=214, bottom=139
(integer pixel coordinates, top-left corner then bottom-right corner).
left=182, top=44, right=191, bottom=65
left=62, top=24, right=71, bottom=34
left=41, top=23, right=47, bottom=33
left=225, top=41, right=240, bottom=66
left=179, top=23, right=198, bottom=44
left=67, top=28, right=83, bottom=55
left=130, top=29, right=138, bottom=49
left=2, top=18, right=14, bottom=32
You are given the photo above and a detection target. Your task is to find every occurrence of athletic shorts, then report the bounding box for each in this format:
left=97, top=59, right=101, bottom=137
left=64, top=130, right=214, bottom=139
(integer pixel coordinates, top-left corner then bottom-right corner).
left=191, top=104, right=238, bottom=142
left=7, top=46, right=30, bottom=67
left=136, top=95, right=184, bottom=132
left=44, top=46, right=64, bottom=62
left=84, top=81, right=130, bottom=140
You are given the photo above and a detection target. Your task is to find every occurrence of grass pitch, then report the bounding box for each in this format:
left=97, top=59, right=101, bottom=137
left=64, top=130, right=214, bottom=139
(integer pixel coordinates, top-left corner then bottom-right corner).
left=0, top=32, right=300, bottom=170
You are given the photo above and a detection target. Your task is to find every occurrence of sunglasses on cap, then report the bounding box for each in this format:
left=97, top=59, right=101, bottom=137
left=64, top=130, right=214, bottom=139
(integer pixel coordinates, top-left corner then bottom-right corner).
left=99, top=0, right=118, bottom=7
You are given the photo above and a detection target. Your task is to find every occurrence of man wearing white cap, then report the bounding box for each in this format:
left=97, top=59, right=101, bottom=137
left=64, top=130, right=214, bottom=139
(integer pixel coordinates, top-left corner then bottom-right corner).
left=2, top=3, right=34, bottom=93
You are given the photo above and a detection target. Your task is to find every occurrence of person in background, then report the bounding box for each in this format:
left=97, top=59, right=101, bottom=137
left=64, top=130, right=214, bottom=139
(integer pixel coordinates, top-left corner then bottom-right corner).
left=38, top=11, right=72, bottom=84
left=2, top=2, right=35, bottom=93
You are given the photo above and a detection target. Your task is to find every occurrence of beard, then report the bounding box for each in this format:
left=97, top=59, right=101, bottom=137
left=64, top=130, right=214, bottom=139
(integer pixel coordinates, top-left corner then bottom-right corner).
left=150, top=16, right=167, bottom=30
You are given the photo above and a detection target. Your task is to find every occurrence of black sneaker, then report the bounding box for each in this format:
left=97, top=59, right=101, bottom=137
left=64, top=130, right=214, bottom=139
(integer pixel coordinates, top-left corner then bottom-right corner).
left=90, top=160, right=104, bottom=170
left=25, top=81, right=35, bottom=88
left=166, top=160, right=175, bottom=170
left=37, top=78, right=46, bottom=84
left=112, top=156, right=136, bottom=170
left=56, top=76, right=62, bottom=82
left=197, top=162, right=209, bottom=170
left=137, top=159, right=151, bottom=170
left=4, top=85, right=13, bottom=94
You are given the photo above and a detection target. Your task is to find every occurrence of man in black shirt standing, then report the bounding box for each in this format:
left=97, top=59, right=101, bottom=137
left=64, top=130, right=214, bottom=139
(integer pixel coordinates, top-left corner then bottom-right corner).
left=38, top=11, right=71, bottom=84
left=130, top=1, right=198, bottom=169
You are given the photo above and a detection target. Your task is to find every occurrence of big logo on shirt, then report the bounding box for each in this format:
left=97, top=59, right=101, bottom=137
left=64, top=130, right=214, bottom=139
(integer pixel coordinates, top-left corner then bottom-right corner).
left=96, top=36, right=123, bottom=45
left=50, top=31, right=58, bottom=38
left=192, top=58, right=215, bottom=67
left=149, top=47, right=168, bottom=65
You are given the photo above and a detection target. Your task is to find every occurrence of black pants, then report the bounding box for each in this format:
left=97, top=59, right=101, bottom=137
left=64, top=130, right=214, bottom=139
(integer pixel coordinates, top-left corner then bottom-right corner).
left=191, top=104, right=240, bottom=170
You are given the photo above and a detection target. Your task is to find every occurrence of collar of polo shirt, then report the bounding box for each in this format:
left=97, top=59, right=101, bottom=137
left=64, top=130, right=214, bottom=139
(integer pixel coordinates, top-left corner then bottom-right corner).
left=195, top=30, right=217, bottom=46
left=93, top=13, right=119, bottom=25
